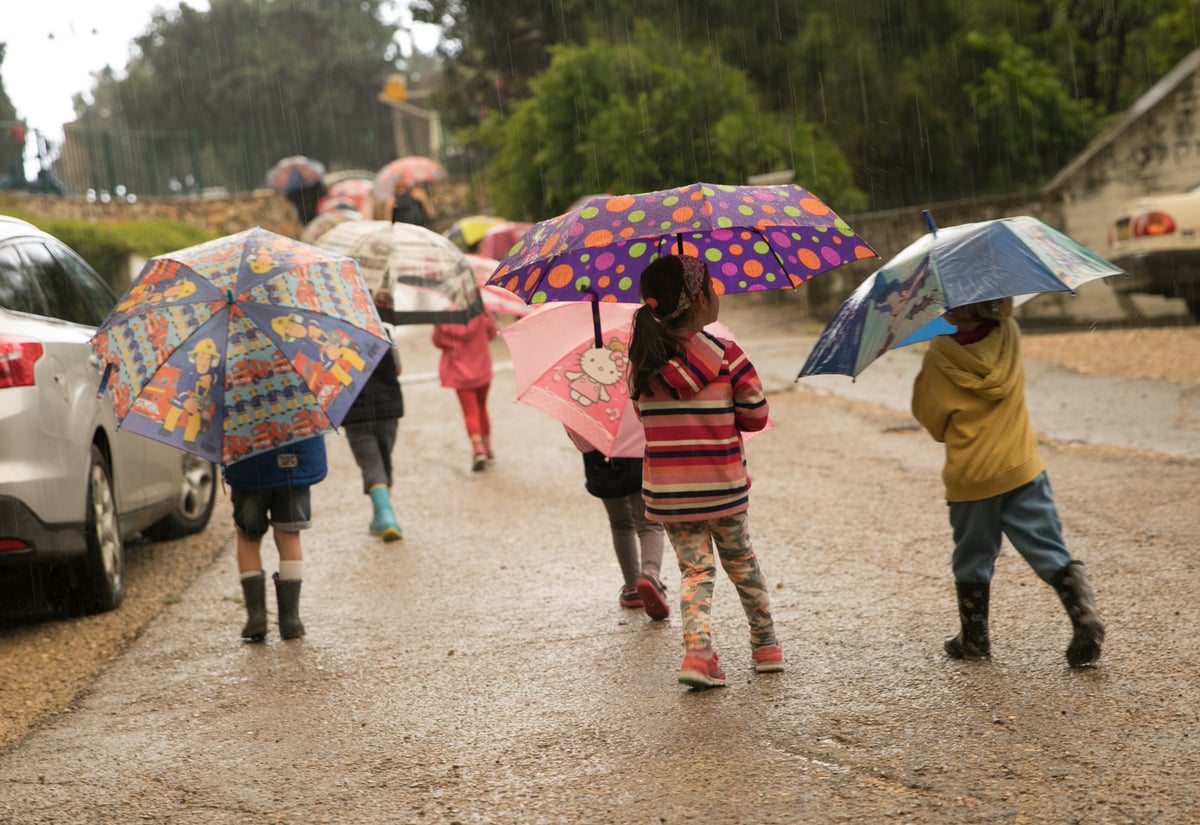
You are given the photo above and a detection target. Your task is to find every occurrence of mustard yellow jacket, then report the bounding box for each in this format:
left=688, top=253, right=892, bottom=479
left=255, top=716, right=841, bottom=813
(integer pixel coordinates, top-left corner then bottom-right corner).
left=911, top=317, right=1044, bottom=502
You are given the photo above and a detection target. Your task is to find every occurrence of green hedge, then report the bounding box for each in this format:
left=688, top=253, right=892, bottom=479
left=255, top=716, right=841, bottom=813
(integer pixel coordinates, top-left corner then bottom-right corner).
left=0, top=207, right=215, bottom=289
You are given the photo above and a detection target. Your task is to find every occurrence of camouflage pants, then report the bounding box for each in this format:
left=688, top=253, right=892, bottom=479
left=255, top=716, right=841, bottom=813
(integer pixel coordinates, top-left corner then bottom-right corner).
left=664, top=512, right=777, bottom=652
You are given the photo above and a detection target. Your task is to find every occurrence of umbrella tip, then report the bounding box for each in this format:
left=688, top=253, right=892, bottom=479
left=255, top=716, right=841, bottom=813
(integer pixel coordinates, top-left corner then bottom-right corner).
left=922, top=210, right=937, bottom=235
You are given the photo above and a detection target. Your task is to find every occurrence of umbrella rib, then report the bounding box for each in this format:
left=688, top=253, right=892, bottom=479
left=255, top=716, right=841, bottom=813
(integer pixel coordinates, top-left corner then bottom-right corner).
left=748, top=227, right=790, bottom=282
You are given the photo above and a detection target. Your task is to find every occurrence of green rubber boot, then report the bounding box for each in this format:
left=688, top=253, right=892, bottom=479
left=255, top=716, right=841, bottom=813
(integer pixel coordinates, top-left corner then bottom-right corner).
left=368, top=484, right=403, bottom=542
left=240, top=571, right=267, bottom=642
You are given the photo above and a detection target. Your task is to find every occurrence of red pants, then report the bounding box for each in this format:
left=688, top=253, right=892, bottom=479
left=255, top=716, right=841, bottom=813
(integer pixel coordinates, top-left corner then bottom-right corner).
left=455, top=385, right=491, bottom=440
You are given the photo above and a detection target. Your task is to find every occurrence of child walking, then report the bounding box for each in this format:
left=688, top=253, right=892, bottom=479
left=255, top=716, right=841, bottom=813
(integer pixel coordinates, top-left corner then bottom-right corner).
left=223, top=436, right=327, bottom=642
left=565, top=426, right=669, bottom=619
left=911, top=297, right=1105, bottom=666
left=628, top=254, right=783, bottom=688
left=432, top=311, right=497, bottom=471
left=342, top=292, right=405, bottom=542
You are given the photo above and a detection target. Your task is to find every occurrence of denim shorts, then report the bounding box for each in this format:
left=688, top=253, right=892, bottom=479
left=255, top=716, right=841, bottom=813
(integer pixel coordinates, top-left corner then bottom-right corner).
left=231, top=486, right=312, bottom=539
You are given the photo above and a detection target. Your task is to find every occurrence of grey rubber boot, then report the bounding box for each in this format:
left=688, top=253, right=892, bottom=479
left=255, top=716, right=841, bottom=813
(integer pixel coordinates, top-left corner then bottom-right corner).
left=1051, top=560, right=1105, bottom=667
left=240, top=572, right=267, bottom=642
left=944, top=581, right=991, bottom=660
left=273, top=572, right=306, bottom=640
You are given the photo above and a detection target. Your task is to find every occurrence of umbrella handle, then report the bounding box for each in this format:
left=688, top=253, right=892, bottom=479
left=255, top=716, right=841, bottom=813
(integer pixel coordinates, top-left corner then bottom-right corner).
left=97, top=362, right=114, bottom=397
left=922, top=209, right=938, bottom=235
left=579, top=285, right=603, bottom=348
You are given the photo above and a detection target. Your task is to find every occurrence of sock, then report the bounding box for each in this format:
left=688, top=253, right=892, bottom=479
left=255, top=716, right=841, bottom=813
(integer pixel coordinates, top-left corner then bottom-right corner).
left=278, top=560, right=304, bottom=581
left=240, top=570, right=263, bottom=581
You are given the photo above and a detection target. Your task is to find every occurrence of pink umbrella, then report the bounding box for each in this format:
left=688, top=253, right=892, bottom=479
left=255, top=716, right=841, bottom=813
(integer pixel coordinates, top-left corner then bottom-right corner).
left=326, top=178, right=375, bottom=218
left=477, top=220, right=535, bottom=260
left=373, top=156, right=449, bottom=199
left=465, top=254, right=534, bottom=318
left=266, top=155, right=325, bottom=193
left=499, top=300, right=765, bottom=458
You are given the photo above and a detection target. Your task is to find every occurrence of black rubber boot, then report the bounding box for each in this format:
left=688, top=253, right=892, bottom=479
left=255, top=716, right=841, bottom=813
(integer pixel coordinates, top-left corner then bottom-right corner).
left=273, top=572, right=306, bottom=640
left=240, top=572, right=267, bottom=642
left=944, top=581, right=991, bottom=660
left=1051, top=560, right=1105, bottom=667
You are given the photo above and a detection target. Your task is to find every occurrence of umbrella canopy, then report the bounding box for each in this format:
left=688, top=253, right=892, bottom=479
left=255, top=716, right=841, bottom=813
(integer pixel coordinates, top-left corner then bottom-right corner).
left=798, top=213, right=1127, bottom=379
left=445, top=215, right=506, bottom=251
left=323, top=168, right=375, bottom=186
left=90, top=227, right=390, bottom=466
left=266, top=155, right=325, bottom=193
left=325, top=178, right=375, bottom=218
left=500, top=300, right=759, bottom=458
left=300, top=209, right=365, bottom=244
left=373, top=156, right=448, bottom=199
left=487, top=182, right=877, bottom=304
left=313, top=220, right=483, bottom=325
left=477, top=220, right=535, bottom=260
left=465, top=254, right=534, bottom=319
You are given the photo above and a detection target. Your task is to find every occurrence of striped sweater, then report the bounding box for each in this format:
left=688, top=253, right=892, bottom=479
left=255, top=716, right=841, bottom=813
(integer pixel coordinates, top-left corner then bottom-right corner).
left=636, top=330, right=769, bottom=522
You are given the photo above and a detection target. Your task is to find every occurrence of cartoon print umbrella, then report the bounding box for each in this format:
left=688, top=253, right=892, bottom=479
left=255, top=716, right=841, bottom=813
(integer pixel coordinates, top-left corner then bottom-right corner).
left=372, top=156, right=449, bottom=199
left=313, top=220, right=484, bottom=325
left=500, top=300, right=763, bottom=458
left=798, top=212, right=1126, bottom=379
left=90, top=227, right=391, bottom=466
left=487, top=182, right=877, bottom=304
left=266, top=155, right=326, bottom=194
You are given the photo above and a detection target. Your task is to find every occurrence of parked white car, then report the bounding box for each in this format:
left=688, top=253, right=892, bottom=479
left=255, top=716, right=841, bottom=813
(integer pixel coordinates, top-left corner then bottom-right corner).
left=0, top=216, right=216, bottom=615
left=1106, top=185, right=1200, bottom=318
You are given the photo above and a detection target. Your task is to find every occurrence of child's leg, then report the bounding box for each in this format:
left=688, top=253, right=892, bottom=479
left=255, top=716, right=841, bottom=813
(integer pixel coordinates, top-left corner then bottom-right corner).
left=631, top=493, right=664, bottom=578
left=345, top=422, right=390, bottom=494
left=998, top=474, right=1074, bottom=583
left=710, top=512, right=777, bottom=648
left=665, top=520, right=717, bottom=650
left=600, top=495, right=640, bottom=587
left=475, top=384, right=491, bottom=440
left=455, top=388, right=483, bottom=440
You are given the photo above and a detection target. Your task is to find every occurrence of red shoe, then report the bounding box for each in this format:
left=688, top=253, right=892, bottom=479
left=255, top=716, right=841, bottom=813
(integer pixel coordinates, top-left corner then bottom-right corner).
left=752, top=644, right=785, bottom=673
left=619, top=585, right=643, bottom=609
left=678, top=648, right=726, bottom=689
left=635, top=575, right=670, bottom=620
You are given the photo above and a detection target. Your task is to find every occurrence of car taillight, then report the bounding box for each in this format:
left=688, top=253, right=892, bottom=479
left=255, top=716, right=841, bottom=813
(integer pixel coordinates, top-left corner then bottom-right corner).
left=1132, top=211, right=1177, bottom=237
left=0, top=336, right=43, bottom=389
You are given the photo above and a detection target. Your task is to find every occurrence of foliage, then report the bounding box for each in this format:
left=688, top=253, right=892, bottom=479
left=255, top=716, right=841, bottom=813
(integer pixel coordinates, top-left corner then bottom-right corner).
left=483, top=25, right=864, bottom=221
left=33, top=217, right=214, bottom=289
left=74, top=0, right=406, bottom=191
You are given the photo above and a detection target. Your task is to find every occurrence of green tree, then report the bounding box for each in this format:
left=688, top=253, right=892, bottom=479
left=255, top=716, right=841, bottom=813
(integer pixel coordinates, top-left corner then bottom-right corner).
left=0, top=44, right=25, bottom=185
left=481, top=25, right=864, bottom=221
left=76, top=0, right=406, bottom=191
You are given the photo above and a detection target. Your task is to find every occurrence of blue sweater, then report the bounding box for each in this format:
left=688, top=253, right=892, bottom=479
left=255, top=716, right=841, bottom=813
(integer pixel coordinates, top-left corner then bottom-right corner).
left=222, top=436, right=328, bottom=492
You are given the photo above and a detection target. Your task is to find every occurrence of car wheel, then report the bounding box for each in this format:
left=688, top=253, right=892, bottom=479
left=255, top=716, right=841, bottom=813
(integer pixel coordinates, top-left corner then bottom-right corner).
left=141, top=454, right=218, bottom=541
left=71, top=445, right=125, bottom=614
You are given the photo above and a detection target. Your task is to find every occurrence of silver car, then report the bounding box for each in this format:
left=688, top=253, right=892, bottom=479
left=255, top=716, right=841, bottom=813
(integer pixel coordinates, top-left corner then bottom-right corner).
left=0, top=216, right=216, bottom=615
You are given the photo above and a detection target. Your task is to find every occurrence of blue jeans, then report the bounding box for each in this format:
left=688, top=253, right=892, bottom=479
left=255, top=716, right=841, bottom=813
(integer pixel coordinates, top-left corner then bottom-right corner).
left=947, top=472, right=1073, bottom=584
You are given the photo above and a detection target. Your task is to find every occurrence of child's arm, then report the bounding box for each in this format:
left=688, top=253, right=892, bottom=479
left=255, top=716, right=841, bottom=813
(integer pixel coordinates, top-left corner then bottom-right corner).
left=911, top=361, right=949, bottom=442
left=726, top=341, right=769, bottom=432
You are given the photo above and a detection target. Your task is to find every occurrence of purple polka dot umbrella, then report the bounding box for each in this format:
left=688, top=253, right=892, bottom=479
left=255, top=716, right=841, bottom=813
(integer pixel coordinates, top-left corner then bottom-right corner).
left=486, top=182, right=878, bottom=304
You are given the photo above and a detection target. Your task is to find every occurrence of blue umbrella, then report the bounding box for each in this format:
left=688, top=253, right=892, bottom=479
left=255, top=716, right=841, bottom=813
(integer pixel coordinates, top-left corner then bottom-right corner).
left=798, top=212, right=1127, bottom=379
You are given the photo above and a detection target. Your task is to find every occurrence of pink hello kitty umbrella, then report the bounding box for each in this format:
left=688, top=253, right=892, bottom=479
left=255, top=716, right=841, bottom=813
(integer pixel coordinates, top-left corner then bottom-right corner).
left=499, top=300, right=760, bottom=458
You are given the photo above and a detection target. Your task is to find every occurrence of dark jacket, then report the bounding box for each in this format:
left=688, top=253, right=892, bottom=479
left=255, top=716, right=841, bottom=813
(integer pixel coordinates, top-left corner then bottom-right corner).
left=223, top=437, right=328, bottom=491
left=341, top=354, right=404, bottom=426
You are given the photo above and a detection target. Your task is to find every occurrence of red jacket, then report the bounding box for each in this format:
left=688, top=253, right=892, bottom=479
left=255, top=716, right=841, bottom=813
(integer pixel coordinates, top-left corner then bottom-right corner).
left=432, top=312, right=497, bottom=389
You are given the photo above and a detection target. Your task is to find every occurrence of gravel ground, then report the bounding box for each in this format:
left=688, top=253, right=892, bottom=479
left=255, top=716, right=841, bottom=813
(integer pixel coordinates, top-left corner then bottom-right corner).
left=0, top=312, right=1197, bottom=752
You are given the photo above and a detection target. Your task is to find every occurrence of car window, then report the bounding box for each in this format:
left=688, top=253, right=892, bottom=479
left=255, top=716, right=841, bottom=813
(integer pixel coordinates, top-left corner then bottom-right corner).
left=50, top=241, right=117, bottom=319
left=0, top=242, right=49, bottom=316
left=16, top=240, right=106, bottom=326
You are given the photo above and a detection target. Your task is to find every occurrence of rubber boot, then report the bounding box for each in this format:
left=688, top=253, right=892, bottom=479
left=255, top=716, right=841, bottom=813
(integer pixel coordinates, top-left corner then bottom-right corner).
left=368, top=484, right=403, bottom=542
left=273, top=572, right=306, bottom=640
left=1051, top=560, right=1105, bottom=667
left=240, top=572, right=267, bottom=642
left=944, top=581, right=991, bottom=659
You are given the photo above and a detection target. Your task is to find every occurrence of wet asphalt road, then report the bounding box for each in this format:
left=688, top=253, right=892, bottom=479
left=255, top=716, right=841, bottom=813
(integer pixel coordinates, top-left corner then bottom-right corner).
left=0, top=306, right=1197, bottom=824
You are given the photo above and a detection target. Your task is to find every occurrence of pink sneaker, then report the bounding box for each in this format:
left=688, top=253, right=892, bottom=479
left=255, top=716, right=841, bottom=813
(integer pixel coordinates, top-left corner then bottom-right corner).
left=752, top=644, right=785, bottom=673
left=618, top=585, right=643, bottom=609
left=635, top=575, right=670, bottom=620
left=678, top=648, right=726, bottom=689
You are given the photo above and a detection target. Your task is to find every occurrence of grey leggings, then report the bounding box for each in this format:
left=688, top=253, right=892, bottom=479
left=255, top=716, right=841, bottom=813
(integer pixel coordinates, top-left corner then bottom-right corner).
left=601, top=492, right=665, bottom=586
left=344, top=419, right=399, bottom=494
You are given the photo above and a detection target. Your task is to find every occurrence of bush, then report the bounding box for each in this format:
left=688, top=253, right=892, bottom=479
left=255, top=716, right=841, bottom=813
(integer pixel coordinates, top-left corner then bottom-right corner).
left=36, top=218, right=216, bottom=289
